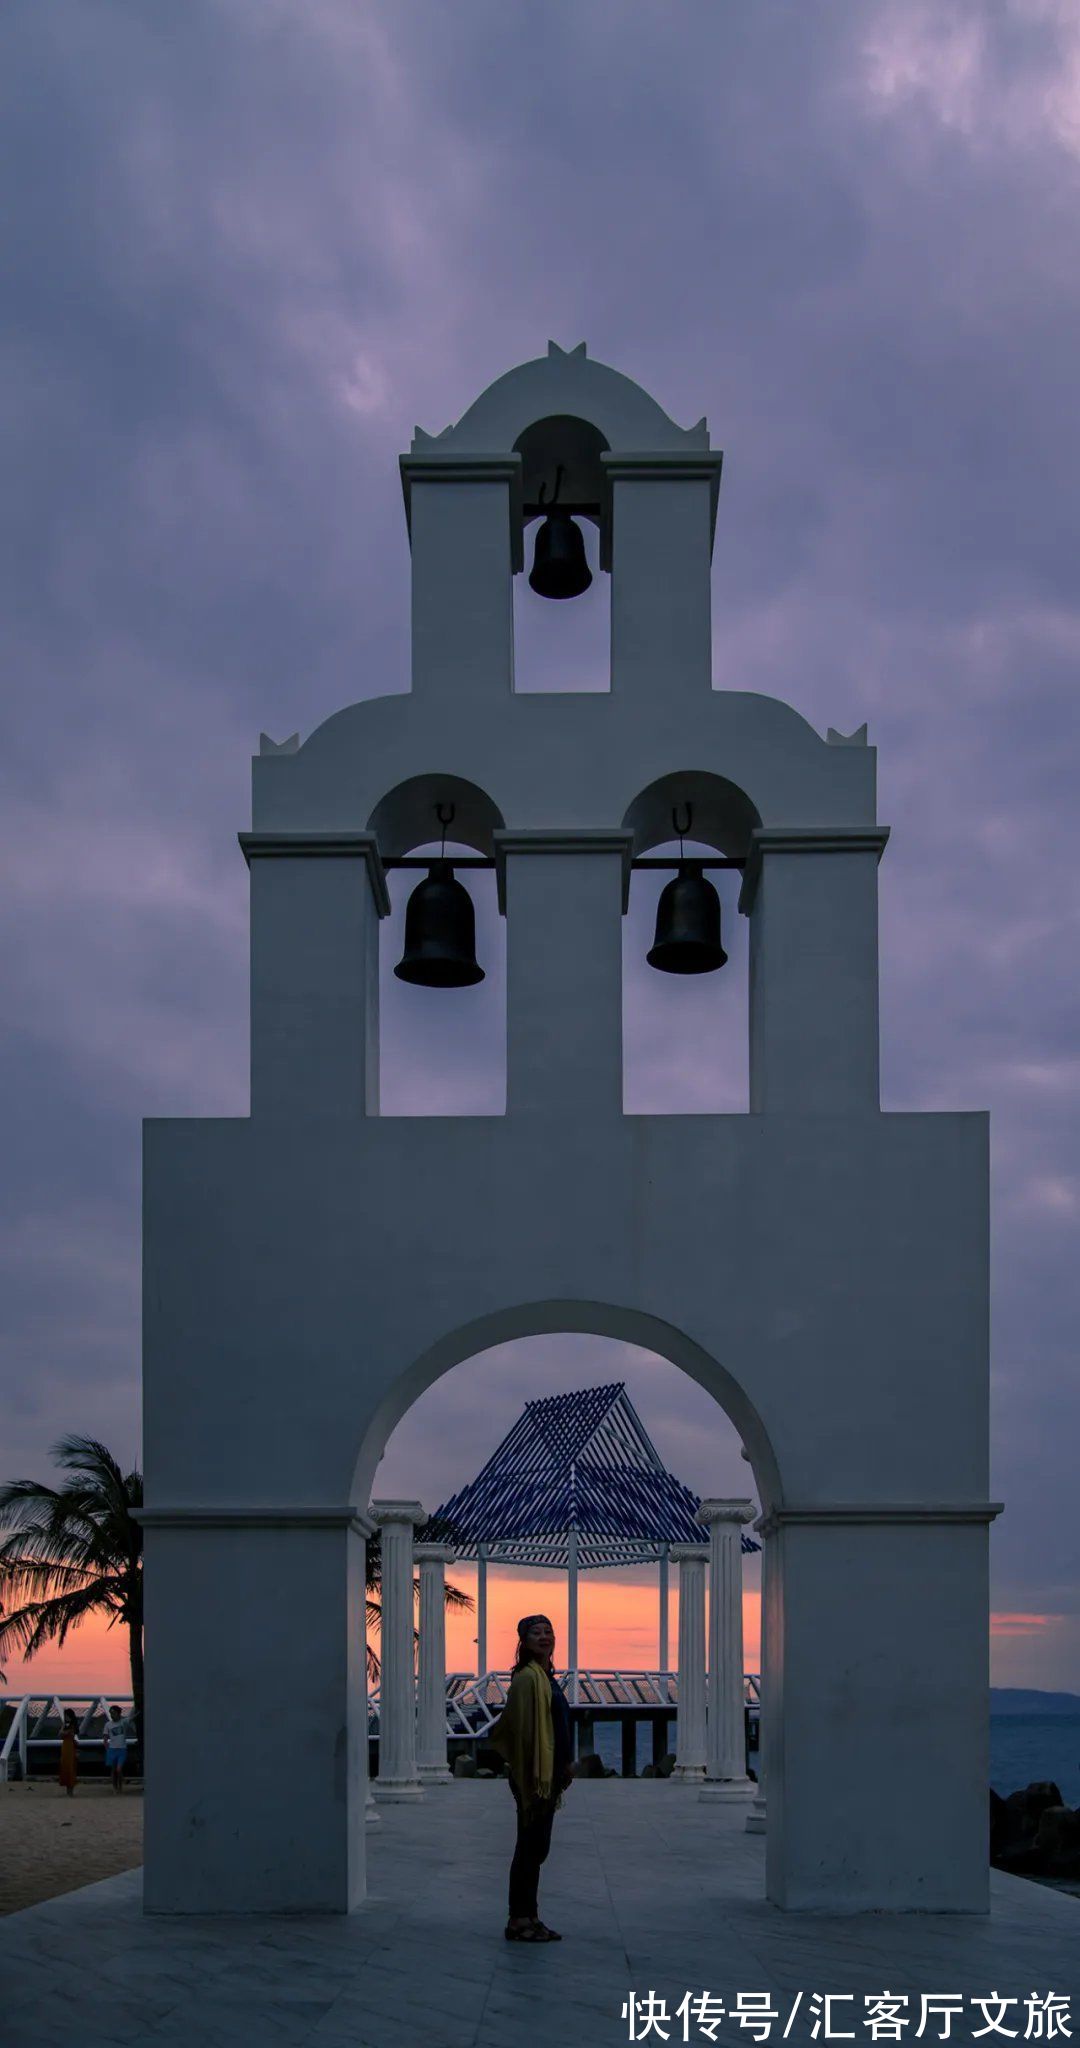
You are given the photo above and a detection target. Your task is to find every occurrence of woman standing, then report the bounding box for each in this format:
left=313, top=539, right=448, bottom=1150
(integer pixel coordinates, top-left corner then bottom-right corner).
left=58, top=1708, right=78, bottom=1796
left=488, top=1614, right=573, bottom=1943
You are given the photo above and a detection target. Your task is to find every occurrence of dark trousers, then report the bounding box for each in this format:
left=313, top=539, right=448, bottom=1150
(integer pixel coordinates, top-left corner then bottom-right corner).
left=508, top=1785, right=558, bottom=1921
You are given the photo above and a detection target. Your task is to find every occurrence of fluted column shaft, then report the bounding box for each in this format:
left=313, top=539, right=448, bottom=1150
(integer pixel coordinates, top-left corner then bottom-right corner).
left=415, top=1543, right=455, bottom=1782
left=747, top=1528, right=769, bottom=1832
left=371, top=1501, right=424, bottom=1801
left=670, top=1546, right=708, bottom=1779
left=699, top=1498, right=754, bottom=1799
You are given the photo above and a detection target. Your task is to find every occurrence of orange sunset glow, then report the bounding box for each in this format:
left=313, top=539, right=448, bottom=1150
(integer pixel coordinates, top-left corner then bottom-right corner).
left=10, top=1596, right=1073, bottom=1699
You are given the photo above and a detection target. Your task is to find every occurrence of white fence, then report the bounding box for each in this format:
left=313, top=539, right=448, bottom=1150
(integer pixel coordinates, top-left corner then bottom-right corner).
left=3, top=1674, right=761, bottom=1773
left=366, top=1670, right=761, bottom=1736
left=0, top=1696, right=135, bottom=1779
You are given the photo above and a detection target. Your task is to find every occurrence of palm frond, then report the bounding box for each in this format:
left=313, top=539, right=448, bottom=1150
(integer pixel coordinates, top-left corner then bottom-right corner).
left=0, top=1578, right=117, bottom=1661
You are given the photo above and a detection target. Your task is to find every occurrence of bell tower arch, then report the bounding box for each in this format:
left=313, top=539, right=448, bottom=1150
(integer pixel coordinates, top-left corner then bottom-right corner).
left=140, top=345, right=996, bottom=1920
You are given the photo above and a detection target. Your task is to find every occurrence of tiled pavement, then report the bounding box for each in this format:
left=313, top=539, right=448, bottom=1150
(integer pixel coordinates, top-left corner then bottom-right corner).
left=0, top=1782, right=1076, bottom=2048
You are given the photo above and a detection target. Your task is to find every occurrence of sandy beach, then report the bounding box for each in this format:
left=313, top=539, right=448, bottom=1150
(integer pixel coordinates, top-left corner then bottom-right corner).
left=0, top=1781, right=142, bottom=1916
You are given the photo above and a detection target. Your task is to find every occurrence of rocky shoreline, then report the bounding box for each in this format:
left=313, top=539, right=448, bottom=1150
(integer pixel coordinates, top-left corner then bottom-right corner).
left=991, top=1779, right=1080, bottom=1886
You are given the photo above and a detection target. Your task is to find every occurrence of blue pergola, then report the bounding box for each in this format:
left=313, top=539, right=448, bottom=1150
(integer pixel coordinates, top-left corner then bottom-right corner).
left=426, top=1382, right=758, bottom=1687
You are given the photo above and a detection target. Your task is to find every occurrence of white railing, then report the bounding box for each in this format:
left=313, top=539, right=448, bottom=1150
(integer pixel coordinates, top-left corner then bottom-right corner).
left=4, top=1674, right=760, bottom=1769
left=0, top=1696, right=135, bottom=1779
left=367, top=1671, right=761, bottom=1736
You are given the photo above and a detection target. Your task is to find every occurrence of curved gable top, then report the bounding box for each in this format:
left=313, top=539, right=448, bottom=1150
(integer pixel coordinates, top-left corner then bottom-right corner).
left=411, top=341, right=712, bottom=456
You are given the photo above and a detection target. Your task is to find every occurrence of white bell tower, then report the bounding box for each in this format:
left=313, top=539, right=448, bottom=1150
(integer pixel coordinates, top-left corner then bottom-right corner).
left=140, top=344, right=996, bottom=1918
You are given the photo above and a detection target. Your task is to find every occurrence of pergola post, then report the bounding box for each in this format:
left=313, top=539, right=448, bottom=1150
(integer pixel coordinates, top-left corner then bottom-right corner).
left=698, top=1498, right=755, bottom=1801
left=670, top=1544, right=708, bottom=1780
left=567, top=1522, right=580, bottom=1706
left=476, top=1545, right=488, bottom=1678
left=658, top=1544, right=670, bottom=1671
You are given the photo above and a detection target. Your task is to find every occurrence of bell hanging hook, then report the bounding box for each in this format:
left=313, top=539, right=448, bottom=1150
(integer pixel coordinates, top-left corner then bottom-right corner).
left=672, top=802, right=693, bottom=861
left=538, top=464, right=565, bottom=512
left=435, top=801, right=456, bottom=861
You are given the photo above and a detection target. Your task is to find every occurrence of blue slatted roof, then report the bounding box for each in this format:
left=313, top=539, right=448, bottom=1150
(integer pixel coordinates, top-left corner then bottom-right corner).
left=425, top=1383, right=759, bottom=1568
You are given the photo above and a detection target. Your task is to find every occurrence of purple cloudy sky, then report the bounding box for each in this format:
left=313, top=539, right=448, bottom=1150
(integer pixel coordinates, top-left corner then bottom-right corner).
left=3, top=2, right=1079, bottom=1687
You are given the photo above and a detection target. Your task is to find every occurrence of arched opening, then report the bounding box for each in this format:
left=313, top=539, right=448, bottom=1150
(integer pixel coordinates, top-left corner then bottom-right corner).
left=355, top=1300, right=780, bottom=1508
left=355, top=1304, right=778, bottom=1825
left=369, top=776, right=506, bottom=1115
left=512, top=413, right=610, bottom=695
left=621, top=772, right=762, bottom=1113
left=374, top=1336, right=761, bottom=1730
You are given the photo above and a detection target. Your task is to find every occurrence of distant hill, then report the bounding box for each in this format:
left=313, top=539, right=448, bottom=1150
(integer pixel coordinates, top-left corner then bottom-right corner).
left=990, top=1688, right=1080, bottom=1716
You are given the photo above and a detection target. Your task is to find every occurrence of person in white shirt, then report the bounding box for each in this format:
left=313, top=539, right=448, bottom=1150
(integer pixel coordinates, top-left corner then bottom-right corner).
left=104, top=1704, right=130, bottom=1793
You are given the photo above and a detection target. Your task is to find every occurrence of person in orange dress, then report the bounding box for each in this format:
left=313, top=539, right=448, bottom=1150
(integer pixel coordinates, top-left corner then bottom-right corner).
left=58, top=1709, right=78, bottom=1795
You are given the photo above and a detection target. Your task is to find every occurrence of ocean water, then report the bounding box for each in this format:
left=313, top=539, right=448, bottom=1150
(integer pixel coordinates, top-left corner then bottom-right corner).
left=991, top=1715, right=1080, bottom=1804
left=591, top=1715, right=1080, bottom=1802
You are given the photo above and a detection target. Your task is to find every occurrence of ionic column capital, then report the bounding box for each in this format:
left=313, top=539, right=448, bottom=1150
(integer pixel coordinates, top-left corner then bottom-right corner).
left=696, top=1499, right=755, bottom=1529
left=370, top=1500, right=426, bottom=1529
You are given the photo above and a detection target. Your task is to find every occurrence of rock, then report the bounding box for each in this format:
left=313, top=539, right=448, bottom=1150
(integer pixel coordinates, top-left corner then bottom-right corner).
left=604, top=1767, right=617, bottom=1776
left=453, top=1756, right=477, bottom=1778
left=996, top=1782, right=1065, bottom=1854
left=475, top=1767, right=495, bottom=1778
left=570, top=1751, right=607, bottom=1779
left=656, top=1753, right=677, bottom=1778
left=1034, top=1806, right=1080, bottom=1863
left=642, top=1763, right=658, bottom=1778
left=992, top=1787, right=1080, bottom=1878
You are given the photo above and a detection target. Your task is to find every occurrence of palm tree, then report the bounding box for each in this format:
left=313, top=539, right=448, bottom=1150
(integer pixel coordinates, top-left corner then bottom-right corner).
left=364, top=1525, right=473, bottom=1684
left=0, top=1436, right=144, bottom=1752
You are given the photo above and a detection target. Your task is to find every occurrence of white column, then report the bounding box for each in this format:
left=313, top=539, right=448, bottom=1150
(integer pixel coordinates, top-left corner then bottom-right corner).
left=401, top=457, right=520, bottom=701
left=746, top=1525, right=769, bottom=1833
left=567, top=1523, right=580, bottom=1706
left=476, top=1546, right=488, bottom=1678
left=605, top=452, right=722, bottom=702
left=658, top=1546, right=670, bottom=1672
left=415, top=1542, right=455, bottom=1784
left=742, top=827, right=890, bottom=1114
left=246, top=836, right=387, bottom=1119
left=698, top=1499, right=755, bottom=1802
left=496, top=831, right=631, bottom=1121
left=371, top=1501, right=424, bottom=1802
left=670, top=1545, right=708, bottom=1780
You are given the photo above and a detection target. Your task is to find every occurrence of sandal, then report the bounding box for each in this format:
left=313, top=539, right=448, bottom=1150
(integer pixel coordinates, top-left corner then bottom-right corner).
left=533, top=1921, right=562, bottom=1940
left=504, top=1921, right=551, bottom=1942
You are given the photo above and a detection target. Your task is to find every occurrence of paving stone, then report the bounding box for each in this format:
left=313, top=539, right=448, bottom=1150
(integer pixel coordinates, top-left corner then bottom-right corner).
left=0, top=1782, right=1076, bottom=2048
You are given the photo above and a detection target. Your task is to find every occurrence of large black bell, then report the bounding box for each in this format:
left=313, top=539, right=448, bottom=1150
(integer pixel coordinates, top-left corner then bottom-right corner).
left=528, top=497, right=592, bottom=601
left=646, top=863, right=728, bottom=975
left=394, top=861, right=484, bottom=988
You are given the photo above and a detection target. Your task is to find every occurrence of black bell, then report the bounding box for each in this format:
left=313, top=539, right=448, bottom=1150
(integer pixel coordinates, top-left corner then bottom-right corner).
left=646, top=863, right=728, bottom=975
left=529, top=508, right=592, bottom=600
left=394, top=861, right=484, bottom=988
left=528, top=466, right=592, bottom=599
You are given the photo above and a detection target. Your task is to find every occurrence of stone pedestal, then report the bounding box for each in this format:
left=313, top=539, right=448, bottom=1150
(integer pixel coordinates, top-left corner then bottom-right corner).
left=415, top=1543, right=456, bottom=1784
left=698, top=1499, right=754, bottom=1803
left=670, top=1545, right=708, bottom=1780
left=371, top=1502, right=425, bottom=1802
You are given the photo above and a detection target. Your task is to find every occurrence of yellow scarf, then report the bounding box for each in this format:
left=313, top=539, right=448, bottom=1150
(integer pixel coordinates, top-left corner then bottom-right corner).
left=488, top=1660, right=555, bottom=1804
